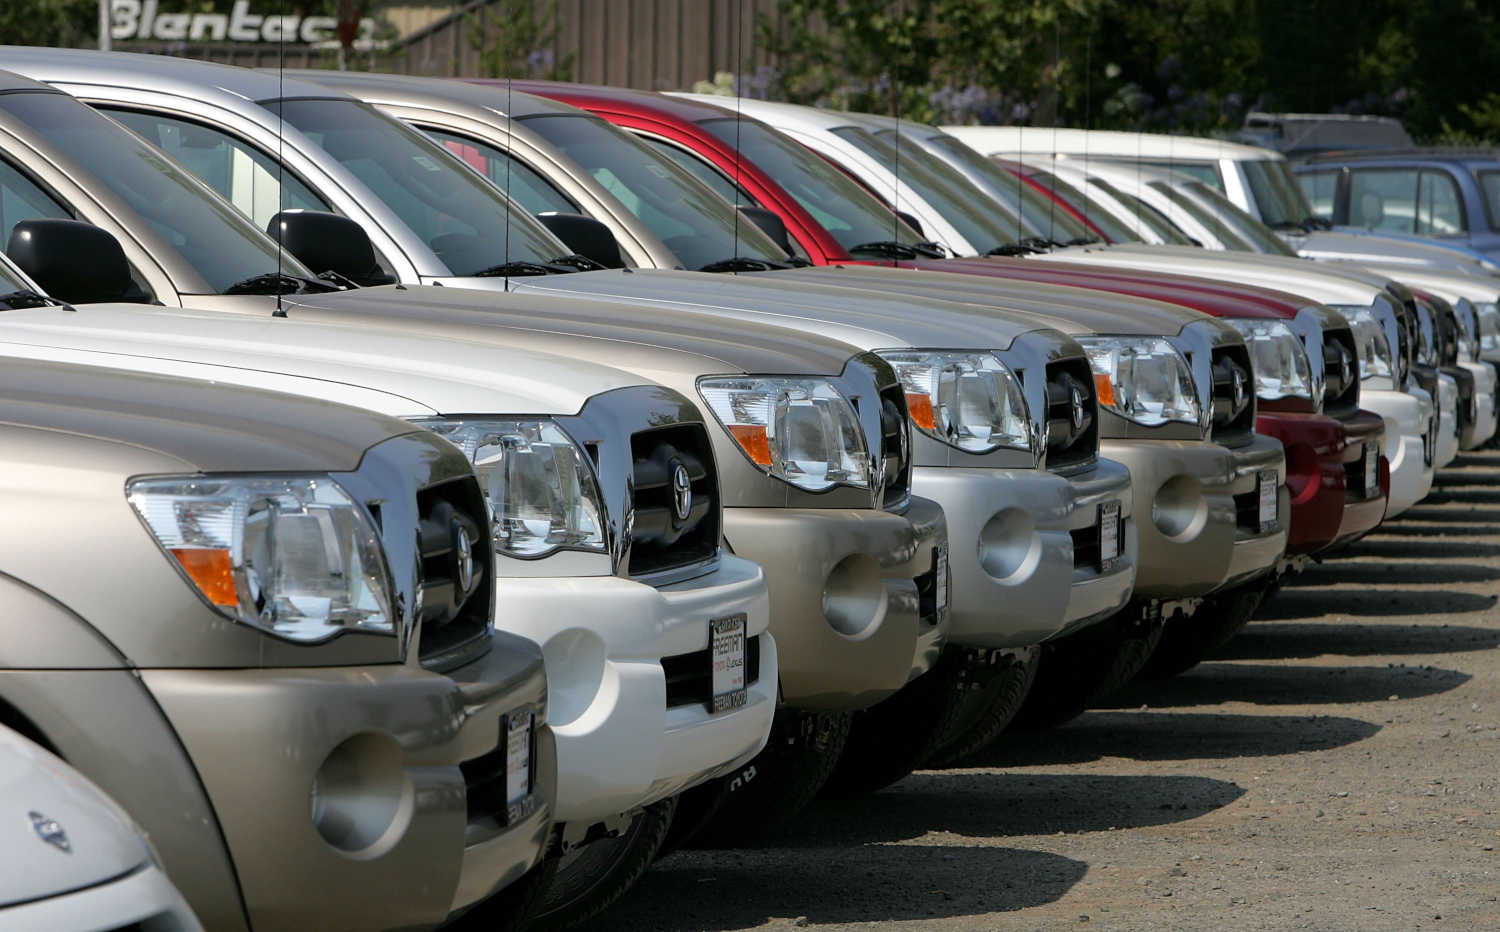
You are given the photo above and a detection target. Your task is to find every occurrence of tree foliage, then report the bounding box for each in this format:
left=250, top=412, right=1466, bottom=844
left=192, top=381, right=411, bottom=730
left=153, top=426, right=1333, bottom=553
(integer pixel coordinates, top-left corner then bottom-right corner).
left=2, top=0, right=97, bottom=48
left=465, top=0, right=575, bottom=81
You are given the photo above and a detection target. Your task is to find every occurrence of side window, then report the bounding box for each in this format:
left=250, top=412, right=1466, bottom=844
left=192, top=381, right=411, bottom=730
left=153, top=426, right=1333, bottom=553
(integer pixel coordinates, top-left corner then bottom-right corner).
left=0, top=158, right=71, bottom=245
left=1416, top=170, right=1464, bottom=236
left=103, top=107, right=331, bottom=230
left=640, top=136, right=750, bottom=204
left=423, top=128, right=578, bottom=216
left=1297, top=170, right=1338, bottom=220
left=1348, top=168, right=1419, bottom=233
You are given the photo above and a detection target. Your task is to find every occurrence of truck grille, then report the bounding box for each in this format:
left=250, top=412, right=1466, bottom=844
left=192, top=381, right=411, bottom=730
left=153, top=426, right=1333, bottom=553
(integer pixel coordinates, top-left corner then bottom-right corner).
left=1209, top=344, right=1256, bottom=446
left=1321, top=324, right=1361, bottom=418
left=663, top=635, right=761, bottom=709
left=877, top=380, right=912, bottom=510
left=1042, top=358, right=1098, bottom=473
left=627, top=423, right=719, bottom=579
left=1233, top=485, right=1267, bottom=534
left=1395, top=295, right=1416, bottom=388
left=1070, top=523, right=1102, bottom=569
left=415, top=476, right=493, bottom=670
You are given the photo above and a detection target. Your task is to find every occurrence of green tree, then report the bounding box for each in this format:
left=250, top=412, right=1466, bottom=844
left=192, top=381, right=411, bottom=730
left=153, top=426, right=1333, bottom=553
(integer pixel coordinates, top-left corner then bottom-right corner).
left=465, top=0, right=575, bottom=81
left=3, top=0, right=97, bottom=47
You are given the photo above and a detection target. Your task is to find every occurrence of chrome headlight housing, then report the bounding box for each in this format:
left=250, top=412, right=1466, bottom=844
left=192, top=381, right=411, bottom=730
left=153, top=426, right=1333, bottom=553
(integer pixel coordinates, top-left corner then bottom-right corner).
left=876, top=350, right=1032, bottom=454
left=128, top=475, right=397, bottom=642
left=1330, top=305, right=1395, bottom=389
left=1478, top=301, right=1500, bottom=354
left=699, top=376, right=871, bottom=492
left=420, top=418, right=607, bottom=559
left=1455, top=300, right=1480, bottom=362
left=1224, top=319, right=1319, bottom=406
left=1078, top=336, right=1203, bottom=428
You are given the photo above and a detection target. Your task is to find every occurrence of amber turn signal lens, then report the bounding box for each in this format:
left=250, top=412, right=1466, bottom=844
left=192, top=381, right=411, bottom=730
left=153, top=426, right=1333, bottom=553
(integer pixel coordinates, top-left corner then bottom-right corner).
left=905, top=393, right=936, bottom=430
left=170, top=548, right=237, bottom=607
left=727, top=424, right=773, bottom=466
left=1093, top=372, right=1116, bottom=408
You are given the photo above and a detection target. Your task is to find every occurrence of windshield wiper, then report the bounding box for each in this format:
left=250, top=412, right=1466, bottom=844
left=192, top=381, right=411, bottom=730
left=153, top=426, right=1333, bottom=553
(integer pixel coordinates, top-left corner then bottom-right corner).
left=1302, top=216, right=1333, bottom=231
left=0, top=289, right=62, bottom=309
left=471, top=261, right=571, bottom=277
left=986, top=237, right=1054, bottom=256
left=1056, top=235, right=1102, bottom=247
left=698, top=256, right=792, bottom=273
left=544, top=254, right=604, bottom=272
left=222, top=272, right=333, bottom=296
left=848, top=240, right=944, bottom=260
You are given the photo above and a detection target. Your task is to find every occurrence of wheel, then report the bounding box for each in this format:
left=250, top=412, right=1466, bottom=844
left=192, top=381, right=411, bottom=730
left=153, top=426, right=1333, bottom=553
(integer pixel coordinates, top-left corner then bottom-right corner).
left=925, top=647, right=1041, bottom=767
left=818, top=648, right=975, bottom=799
left=526, top=797, right=677, bottom=931
left=1140, top=581, right=1269, bottom=679
left=666, top=709, right=851, bottom=850
left=1009, top=611, right=1164, bottom=731
left=446, top=857, right=558, bottom=931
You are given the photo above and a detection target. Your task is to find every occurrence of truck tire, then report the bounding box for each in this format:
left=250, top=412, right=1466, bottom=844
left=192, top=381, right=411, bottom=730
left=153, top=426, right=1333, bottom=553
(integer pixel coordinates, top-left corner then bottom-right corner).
left=664, top=709, right=851, bottom=851
left=526, top=797, right=677, bottom=931
left=818, top=648, right=974, bottom=798
left=449, top=857, right=558, bottom=931
left=1009, top=611, right=1164, bottom=730
left=925, top=647, right=1041, bottom=767
left=1140, top=581, right=1269, bottom=679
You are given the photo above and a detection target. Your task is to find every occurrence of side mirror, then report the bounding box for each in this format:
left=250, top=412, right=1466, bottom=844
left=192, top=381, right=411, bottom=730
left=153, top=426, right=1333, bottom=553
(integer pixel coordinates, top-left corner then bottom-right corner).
left=537, top=212, right=625, bottom=269
left=895, top=210, right=925, bottom=237
left=737, top=205, right=795, bottom=255
left=7, top=219, right=133, bottom=304
left=266, top=210, right=394, bottom=286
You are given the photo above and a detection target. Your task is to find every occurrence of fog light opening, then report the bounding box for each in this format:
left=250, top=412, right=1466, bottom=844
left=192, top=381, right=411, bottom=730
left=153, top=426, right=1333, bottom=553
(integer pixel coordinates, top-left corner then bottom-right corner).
left=978, top=508, right=1042, bottom=582
left=1151, top=474, right=1208, bottom=540
left=822, top=554, right=886, bottom=637
left=311, top=731, right=414, bottom=860
left=542, top=628, right=608, bottom=727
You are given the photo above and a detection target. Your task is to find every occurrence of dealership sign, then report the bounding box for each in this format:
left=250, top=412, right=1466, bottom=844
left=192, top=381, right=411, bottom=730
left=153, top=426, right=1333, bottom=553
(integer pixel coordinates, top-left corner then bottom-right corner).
left=110, top=0, right=378, bottom=44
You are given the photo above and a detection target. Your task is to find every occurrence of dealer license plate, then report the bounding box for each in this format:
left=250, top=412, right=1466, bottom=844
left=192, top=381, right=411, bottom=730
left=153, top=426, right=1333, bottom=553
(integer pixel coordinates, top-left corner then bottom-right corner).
left=505, top=711, right=533, bottom=807
left=1364, top=443, right=1378, bottom=495
left=1258, top=469, right=1278, bottom=530
left=1099, top=500, right=1121, bottom=570
left=710, top=613, right=748, bottom=713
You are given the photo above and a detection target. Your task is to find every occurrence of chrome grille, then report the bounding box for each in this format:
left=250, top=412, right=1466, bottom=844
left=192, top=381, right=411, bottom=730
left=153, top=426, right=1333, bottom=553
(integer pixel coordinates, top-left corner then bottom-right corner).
left=1209, top=344, right=1256, bottom=446
left=416, top=476, right=492, bottom=670
left=1042, top=358, right=1098, bottom=473
left=876, top=380, right=912, bottom=510
left=628, top=423, right=719, bottom=578
left=1321, top=324, right=1361, bottom=417
left=663, top=635, right=762, bottom=709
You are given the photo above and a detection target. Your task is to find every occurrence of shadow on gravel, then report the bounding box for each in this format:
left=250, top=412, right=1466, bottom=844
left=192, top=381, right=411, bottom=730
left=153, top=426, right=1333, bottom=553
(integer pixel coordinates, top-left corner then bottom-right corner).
left=1420, top=488, right=1500, bottom=505
left=1256, top=587, right=1498, bottom=618
left=600, top=844, right=1087, bottom=929
left=969, top=710, right=1379, bottom=766
left=1103, top=662, right=1470, bottom=708
left=1394, top=506, right=1500, bottom=523
left=1340, top=538, right=1500, bottom=559
left=1224, top=621, right=1500, bottom=659
left=1286, top=562, right=1500, bottom=586
left=1375, top=522, right=1500, bottom=537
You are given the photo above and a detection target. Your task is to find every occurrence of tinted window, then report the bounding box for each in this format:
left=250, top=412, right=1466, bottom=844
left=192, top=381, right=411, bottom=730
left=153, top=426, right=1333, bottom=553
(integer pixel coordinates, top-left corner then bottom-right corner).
left=520, top=113, right=786, bottom=269
left=1298, top=170, right=1338, bottom=219
left=423, top=128, right=578, bottom=215
left=0, top=91, right=312, bottom=293
left=1416, top=169, right=1464, bottom=236
left=107, top=107, right=330, bottom=230
left=1151, top=180, right=1255, bottom=249
left=1241, top=159, right=1311, bottom=226
left=699, top=118, right=925, bottom=251
left=1349, top=168, right=1419, bottom=233
left=273, top=98, right=565, bottom=274
left=1185, top=180, right=1297, bottom=255
left=1138, top=159, right=1223, bottom=189
left=1005, top=163, right=1131, bottom=243
left=0, top=158, right=70, bottom=247
left=641, top=136, right=751, bottom=204
left=915, top=135, right=1096, bottom=242
left=1480, top=170, right=1500, bottom=231
left=1090, top=177, right=1193, bottom=244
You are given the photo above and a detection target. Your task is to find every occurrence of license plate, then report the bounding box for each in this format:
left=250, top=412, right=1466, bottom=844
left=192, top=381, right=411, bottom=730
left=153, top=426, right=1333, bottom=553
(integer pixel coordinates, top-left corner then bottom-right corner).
left=504, top=711, right=532, bottom=807
left=1363, top=443, right=1378, bottom=494
left=1258, top=469, right=1278, bottom=530
left=1098, top=500, right=1121, bottom=570
left=710, top=614, right=748, bottom=713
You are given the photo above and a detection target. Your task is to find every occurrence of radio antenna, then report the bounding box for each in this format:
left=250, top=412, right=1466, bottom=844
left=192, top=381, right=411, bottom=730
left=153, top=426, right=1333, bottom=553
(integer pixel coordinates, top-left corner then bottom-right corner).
left=730, top=0, right=743, bottom=269
left=505, top=72, right=513, bottom=289
left=273, top=0, right=286, bottom=317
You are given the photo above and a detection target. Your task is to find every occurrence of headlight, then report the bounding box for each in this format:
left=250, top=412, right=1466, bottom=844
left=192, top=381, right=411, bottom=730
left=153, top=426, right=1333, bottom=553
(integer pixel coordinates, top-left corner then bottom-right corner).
left=1223, top=319, right=1318, bottom=405
left=698, top=376, right=871, bottom=492
left=876, top=350, right=1032, bottom=454
left=419, top=419, right=607, bottom=559
left=1478, top=301, right=1500, bottom=353
left=1077, top=336, right=1202, bottom=428
left=1330, top=305, right=1395, bottom=387
left=128, top=475, right=397, bottom=642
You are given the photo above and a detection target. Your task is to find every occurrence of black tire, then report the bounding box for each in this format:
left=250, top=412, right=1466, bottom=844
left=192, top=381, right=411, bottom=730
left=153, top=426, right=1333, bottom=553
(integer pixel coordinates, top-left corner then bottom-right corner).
left=526, top=797, right=677, bottom=931
left=818, top=648, right=976, bottom=799
left=1141, top=582, right=1269, bottom=679
left=1009, top=611, right=1164, bottom=731
left=926, top=647, right=1041, bottom=767
left=667, top=709, right=851, bottom=850
left=446, top=857, right=558, bottom=931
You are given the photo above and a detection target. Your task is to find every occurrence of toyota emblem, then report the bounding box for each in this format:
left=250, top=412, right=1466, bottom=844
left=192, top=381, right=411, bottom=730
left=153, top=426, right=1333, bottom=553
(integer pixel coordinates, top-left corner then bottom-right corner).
left=1068, top=380, right=1086, bottom=432
left=29, top=811, right=69, bottom=853
left=1231, top=365, right=1246, bottom=411
left=452, top=523, right=475, bottom=594
left=672, top=463, right=692, bottom=523
left=1339, top=348, right=1353, bottom=386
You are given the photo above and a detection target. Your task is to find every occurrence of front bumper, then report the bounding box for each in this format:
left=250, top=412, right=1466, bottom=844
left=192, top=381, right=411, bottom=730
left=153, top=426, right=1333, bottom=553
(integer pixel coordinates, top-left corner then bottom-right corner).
left=1256, top=409, right=1388, bottom=555
left=1458, top=361, right=1498, bottom=449
left=911, top=458, right=1135, bottom=649
left=141, top=637, right=554, bottom=928
left=1101, top=434, right=1287, bottom=598
left=0, top=862, right=201, bottom=932
left=1362, top=387, right=1435, bottom=517
left=495, top=555, right=775, bottom=825
left=724, top=496, right=948, bottom=711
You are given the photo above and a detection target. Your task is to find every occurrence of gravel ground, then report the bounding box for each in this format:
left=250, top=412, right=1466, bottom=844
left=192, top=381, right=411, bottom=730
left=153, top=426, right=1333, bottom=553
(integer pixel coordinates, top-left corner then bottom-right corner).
left=586, top=449, right=1500, bottom=931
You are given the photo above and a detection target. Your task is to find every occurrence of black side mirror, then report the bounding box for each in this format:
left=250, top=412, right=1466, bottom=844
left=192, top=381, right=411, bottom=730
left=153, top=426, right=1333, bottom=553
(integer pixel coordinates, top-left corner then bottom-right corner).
left=895, top=210, right=925, bottom=237
left=7, top=219, right=133, bottom=304
left=266, top=210, right=394, bottom=286
left=537, top=212, right=624, bottom=269
left=737, top=205, right=795, bottom=255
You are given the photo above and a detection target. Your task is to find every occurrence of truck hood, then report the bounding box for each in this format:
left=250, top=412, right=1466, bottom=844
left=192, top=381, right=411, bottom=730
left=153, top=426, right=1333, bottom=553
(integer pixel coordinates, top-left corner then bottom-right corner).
left=0, top=727, right=151, bottom=907
left=0, top=302, right=648, bottom=420
left=1295, top=230, right=1500, bottom=274
left=505, top=267, right=1047, bottom=350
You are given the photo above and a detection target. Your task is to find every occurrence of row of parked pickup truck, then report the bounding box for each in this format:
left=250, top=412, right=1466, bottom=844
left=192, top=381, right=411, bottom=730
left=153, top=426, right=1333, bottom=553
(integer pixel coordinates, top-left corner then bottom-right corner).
left=1, top=48, right=1495, bottom=932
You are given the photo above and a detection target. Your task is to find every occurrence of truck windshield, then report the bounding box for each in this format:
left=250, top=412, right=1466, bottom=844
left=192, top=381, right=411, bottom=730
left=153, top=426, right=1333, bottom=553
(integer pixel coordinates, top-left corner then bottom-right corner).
left=698, top=117, right=927, bottom=253
left=516, top=113, right=788, bottom=269
left=1242, top=158, right=1314, bottom=228
left=1089, top=177, right=1195, bottom=244
left=0, top=90, right=313, bottom=293
left=1186, top=180, right=1298, bottom=255
left=1150, top=180, right=1256, bottom=250
left=270, top=98, right=567, bottom=275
